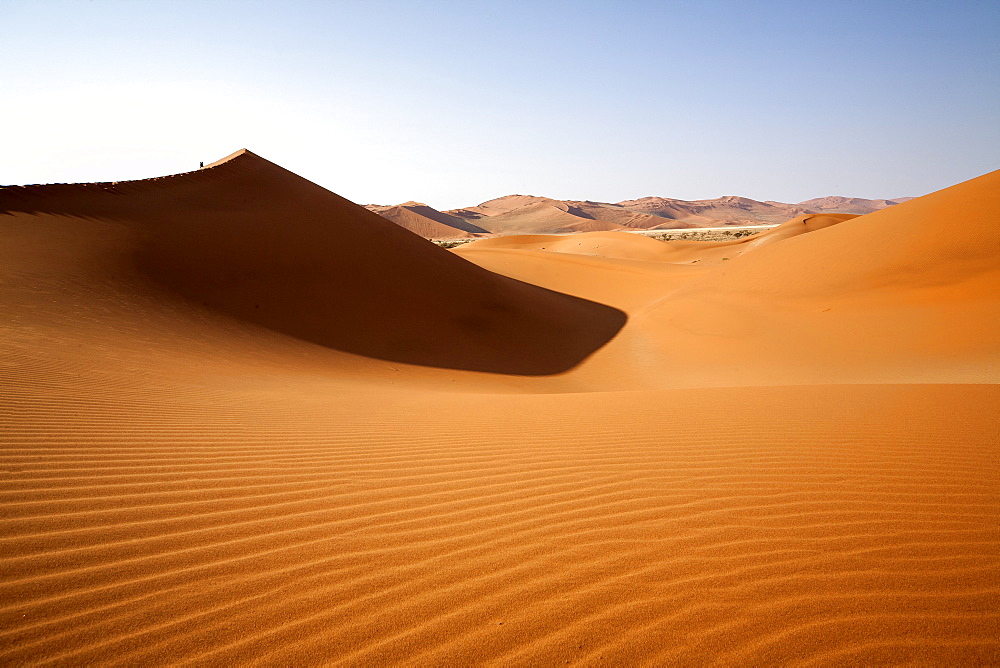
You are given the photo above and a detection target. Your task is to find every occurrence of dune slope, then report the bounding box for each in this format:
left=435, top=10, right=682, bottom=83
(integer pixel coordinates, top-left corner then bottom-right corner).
left=625, top=170, right=1000, bottom=385
left=2, top=155, right=998, bottom=666
left=364, top=201, right=488, bottom=238
left=456, top=176, right=1000, bottom=388
left=0, top=150, right=624, bottom=375
left=461, top=201, right=625, bottom=235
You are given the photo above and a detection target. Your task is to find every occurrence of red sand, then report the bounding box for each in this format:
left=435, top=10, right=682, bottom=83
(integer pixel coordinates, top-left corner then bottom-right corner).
left=2, top=152, right=998, bottom=665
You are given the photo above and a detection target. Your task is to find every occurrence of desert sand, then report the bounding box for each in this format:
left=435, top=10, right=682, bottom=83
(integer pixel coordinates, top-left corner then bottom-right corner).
left=2, top=150, right=998, bottom=665
left=796, top=195, right=915, bottom=215
left=363, top=202, right=488, bottom=240
left=369, top=192, right=913, bottom=240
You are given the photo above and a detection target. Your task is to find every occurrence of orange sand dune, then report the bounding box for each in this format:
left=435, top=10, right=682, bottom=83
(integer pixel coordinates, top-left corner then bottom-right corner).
left=622, top=174, right=1000, bottom=387
left=459, top=213, right=856, bottom=263
left=2, top=154, right=998, bottom=665
left=450, top=215, right=860, bottom=317
left=461, top=229, right=687, bottom=260
left=0, top=150, right=624, bottom=375
left=456, top=188, right=999, bottom=388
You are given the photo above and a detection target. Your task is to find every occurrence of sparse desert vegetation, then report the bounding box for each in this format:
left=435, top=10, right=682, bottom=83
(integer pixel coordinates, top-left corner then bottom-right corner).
left=433, top=238, right=477, bottom=248
left=433, top=226, right=770, bottom=247
left=637, top=227, right=769, bottom=242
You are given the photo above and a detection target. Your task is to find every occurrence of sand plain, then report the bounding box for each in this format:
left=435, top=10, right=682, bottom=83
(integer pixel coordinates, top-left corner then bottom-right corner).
left=1, top=150, right=998, bottom=666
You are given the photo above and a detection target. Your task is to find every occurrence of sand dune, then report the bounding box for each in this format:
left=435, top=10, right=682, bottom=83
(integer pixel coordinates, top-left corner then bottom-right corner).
left=618, top=194, right=811, bottom=226
left=448, top=196, right=671, bottom=233
left=449, top=194, right=803, bottom=233
left=559, top=201, right=678, bottom=230
left=371, top=192, right=913, bottom=239
left=451, top=215, right=861, bottom=317
left=0, top=149, right=624, bottom=375
left=449, top=194, right=558, bottom=219
left=364, top=201, right=488, bottom=239
left=459, top=213, right=857, bottom=262
left=446, top=196, right=630, bottom=236
left=2, top=154, right=998, bottom=665
left=457, top=177, right=1000, bottom=388
left=356, top=181, right=925, bottom=241
left=796, top=195, right=915, bottom=214
left=466, top=201, right=625, bottom=235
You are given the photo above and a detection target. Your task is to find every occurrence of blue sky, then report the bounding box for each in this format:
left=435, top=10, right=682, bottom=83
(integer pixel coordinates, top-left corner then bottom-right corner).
left=2, top=0, right=998, bottom=208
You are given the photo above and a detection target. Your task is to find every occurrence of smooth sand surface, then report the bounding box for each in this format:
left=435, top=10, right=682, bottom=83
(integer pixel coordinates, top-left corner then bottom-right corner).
left=364, top=202, right=488, bottom=239
left=463, top=202, right=626, bottom=236
left=2, top=153, right=998, bottom=665
left=797, top=195, right=915, bottom=214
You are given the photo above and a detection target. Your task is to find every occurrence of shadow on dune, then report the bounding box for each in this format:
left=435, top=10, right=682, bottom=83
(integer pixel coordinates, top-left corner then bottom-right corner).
left=0, top=150, right=626, bottom=375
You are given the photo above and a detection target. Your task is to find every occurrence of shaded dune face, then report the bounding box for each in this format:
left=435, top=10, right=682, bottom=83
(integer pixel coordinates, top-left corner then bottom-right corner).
left=0, top=150, right=625, bottom=375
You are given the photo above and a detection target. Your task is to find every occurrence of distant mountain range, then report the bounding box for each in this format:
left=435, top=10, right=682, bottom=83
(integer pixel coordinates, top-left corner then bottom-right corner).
left=365, top=194, right=915, bottom=239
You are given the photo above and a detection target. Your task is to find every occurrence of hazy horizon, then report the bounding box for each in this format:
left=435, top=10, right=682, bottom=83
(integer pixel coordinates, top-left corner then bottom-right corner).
left=3, top=0, right=998, bottom=210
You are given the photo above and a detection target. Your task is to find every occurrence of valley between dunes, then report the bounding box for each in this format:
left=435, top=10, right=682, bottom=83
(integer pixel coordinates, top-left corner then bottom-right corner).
left=2, top=150, right=999, bottom=666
